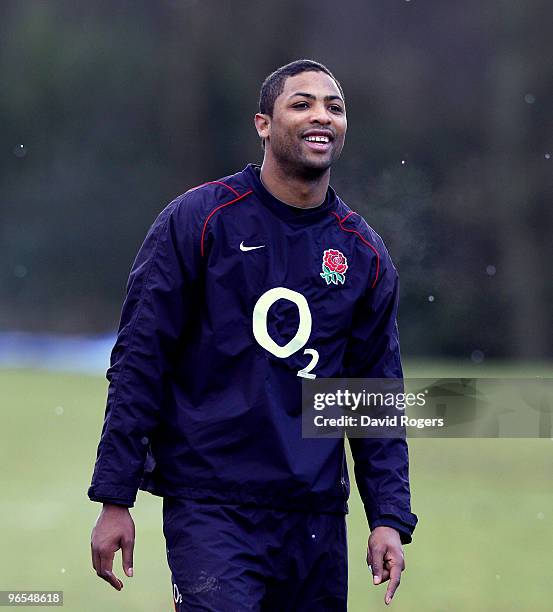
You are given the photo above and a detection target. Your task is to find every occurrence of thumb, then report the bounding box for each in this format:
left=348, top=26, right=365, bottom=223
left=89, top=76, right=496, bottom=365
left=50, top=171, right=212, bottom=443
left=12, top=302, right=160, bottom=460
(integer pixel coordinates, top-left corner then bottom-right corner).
left=371, top=552, right=383, bottom=585
left=121, top=537, right=134, bottom=578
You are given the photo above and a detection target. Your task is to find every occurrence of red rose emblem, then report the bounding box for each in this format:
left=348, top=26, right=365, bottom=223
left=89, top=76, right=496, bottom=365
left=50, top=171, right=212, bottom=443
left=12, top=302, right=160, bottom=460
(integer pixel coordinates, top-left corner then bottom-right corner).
left=323, top=249, right=348, bottom=274
left=320, top=249, right=348, bottom=285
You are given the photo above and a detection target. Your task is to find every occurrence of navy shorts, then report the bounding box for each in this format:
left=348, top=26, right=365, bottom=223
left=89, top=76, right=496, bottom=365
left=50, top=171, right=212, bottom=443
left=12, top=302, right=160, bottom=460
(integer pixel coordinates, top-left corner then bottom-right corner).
left=162, top=498, right=348, bottom=611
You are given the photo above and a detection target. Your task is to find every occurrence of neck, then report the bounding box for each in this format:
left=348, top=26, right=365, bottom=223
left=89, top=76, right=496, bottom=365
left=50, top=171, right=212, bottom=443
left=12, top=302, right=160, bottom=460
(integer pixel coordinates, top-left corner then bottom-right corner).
left=259, top=153, right=330, bottom=209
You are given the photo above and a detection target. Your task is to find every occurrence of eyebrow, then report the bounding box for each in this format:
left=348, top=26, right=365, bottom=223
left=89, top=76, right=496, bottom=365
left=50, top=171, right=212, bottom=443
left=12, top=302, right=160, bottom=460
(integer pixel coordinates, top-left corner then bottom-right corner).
left=288, top=92, right=344, bottom=103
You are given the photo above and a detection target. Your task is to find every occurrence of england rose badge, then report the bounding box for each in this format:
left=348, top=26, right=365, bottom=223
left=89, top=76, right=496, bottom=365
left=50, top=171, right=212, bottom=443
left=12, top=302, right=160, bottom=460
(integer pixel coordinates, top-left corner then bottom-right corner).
left=320, top=249, right=348, bottom=285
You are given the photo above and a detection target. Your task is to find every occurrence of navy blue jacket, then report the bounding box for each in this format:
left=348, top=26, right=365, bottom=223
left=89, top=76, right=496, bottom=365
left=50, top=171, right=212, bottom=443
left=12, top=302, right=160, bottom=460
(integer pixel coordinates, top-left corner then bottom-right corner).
left=88, top=164, right=418, bottom=543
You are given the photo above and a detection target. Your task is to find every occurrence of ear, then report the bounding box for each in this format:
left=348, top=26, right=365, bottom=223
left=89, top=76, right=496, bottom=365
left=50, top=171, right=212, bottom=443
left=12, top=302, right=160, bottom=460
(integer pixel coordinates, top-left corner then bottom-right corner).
left=254, top=113, right=271, bottom=140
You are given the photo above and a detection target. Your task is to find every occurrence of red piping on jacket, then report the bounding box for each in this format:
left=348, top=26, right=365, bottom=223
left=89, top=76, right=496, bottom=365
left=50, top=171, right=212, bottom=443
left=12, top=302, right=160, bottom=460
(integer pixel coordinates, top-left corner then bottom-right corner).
left=339, top=211, right=355, bottom=223
left=330, top=211, right=380, bottom=288
left=187, top=180, right=240, bottom=197
left=200, top=190, right=253, bottom=256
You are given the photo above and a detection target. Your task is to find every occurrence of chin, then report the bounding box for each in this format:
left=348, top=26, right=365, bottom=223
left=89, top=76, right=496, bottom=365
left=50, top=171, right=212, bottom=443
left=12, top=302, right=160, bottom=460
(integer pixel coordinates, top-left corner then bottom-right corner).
left=300, top=157, right=333, bottom=173
left=274, top=146, right=334, bottom=175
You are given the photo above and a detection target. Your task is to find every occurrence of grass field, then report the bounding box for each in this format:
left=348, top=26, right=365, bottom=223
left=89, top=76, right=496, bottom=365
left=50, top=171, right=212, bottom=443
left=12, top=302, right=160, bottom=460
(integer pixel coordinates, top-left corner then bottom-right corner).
left=1, top=363, right=552, bottom=611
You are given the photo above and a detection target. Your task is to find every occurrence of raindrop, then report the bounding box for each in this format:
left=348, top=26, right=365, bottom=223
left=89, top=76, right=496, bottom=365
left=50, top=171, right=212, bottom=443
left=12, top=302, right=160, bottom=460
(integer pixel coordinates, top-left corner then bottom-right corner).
left=311, top=534, right=316, bottom=539
left=14, top=264, right=27, bottom=278
left=471, top=350, right=485, bottom=363
left=401, top=160, right=406, bottom=165
left=495, top=574, right=501, bottom=581
left=537, top=512, right=544, bottom=520
left=13, top=144, right=27, bottom=158
left=524, top=93, right=536, bottom=104
left=55, top=406, right=64, bottom=416
left=61, top=568, right=66, bottom=574
left=428, top=295, right=435, bottom=302
left=545, top=153, right=551, bottom=160
left=141, top=437, right=149, bottom=445
left=486, top=265, right=496, bottom=276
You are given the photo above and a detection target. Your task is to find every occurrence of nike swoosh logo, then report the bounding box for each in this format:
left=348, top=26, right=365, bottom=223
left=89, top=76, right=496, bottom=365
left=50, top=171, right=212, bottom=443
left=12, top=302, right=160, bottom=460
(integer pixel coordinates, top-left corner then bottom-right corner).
left=240, top=241, right=265, bottom=252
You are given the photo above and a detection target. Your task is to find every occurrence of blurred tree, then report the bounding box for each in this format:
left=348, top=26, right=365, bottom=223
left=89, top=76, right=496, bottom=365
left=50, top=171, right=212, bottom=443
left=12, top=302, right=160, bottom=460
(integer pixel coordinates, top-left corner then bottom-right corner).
left=1, top=0, right=551, bottom=359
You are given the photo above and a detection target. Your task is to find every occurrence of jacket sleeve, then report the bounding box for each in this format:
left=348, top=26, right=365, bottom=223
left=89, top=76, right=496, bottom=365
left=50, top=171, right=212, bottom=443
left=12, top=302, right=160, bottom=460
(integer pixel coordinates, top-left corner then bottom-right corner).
left=88, top=197, right=197, bottom=507
left=343, top=244, right=418, bottom=544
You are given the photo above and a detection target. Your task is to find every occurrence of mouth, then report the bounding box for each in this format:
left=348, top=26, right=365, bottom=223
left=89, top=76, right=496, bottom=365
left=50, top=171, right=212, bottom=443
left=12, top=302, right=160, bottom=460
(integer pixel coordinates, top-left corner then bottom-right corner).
left=302, top=131, right=334, bottom=153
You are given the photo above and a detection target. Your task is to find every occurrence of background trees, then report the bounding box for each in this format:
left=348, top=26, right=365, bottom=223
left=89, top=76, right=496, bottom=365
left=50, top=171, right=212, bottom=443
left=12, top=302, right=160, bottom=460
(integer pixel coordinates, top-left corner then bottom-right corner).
left=2, top=0, right=551, bottom=359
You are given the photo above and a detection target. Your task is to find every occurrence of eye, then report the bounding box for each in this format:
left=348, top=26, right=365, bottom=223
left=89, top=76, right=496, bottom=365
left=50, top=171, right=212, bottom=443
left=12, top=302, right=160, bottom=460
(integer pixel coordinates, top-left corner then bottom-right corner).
left=292, top=102, right=309, bottom=109
left=329, top=105, right=344, bottom=114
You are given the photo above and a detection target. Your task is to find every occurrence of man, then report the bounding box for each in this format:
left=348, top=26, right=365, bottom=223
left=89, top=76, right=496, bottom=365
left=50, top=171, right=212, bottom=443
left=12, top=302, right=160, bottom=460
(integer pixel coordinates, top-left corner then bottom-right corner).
left=89, top=59, right=418, bottom=610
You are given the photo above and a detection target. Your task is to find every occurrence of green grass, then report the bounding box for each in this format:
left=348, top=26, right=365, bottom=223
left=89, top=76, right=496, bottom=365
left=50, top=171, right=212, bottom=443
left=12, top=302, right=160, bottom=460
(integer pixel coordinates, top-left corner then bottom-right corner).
left=0, top=363, right=552, bottom=611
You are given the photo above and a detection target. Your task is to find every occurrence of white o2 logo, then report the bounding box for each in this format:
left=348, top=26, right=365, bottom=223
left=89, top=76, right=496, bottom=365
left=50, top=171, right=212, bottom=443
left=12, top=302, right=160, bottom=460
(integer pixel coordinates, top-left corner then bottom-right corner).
left=252, top=287, right=319, bottom=379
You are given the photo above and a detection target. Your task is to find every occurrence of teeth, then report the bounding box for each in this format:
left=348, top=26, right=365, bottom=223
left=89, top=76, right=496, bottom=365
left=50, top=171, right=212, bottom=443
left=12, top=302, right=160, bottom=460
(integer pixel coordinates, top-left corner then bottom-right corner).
left=304, top=135, right=330, bottom=143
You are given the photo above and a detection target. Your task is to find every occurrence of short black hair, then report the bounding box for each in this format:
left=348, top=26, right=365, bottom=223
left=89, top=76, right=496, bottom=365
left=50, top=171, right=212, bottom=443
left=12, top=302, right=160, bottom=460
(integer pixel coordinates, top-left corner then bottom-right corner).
left=258, top=59, right=344, bottom=117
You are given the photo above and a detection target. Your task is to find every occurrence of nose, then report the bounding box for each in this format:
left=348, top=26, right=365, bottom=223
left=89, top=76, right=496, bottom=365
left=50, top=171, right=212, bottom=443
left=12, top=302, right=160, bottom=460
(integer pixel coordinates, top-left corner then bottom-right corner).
left=309, top=102, right=332, bottom=124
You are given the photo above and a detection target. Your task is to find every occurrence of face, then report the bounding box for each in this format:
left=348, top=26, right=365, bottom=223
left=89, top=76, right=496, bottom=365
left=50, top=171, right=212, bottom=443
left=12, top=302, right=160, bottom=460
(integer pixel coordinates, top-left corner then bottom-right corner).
left=256, top=71, right=347, bottom=175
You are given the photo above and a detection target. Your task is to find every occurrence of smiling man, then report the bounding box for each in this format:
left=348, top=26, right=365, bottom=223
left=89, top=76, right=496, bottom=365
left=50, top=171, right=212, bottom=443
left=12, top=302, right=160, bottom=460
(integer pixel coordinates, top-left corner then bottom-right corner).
left=89, top=59, right=418, bottom=611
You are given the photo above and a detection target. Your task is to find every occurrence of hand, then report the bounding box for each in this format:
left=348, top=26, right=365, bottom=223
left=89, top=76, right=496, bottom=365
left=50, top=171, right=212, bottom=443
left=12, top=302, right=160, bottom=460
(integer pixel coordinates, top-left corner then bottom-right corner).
left=367, top=526, right=405, bottom=606
left=91, top=503, right=135, bottom=590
